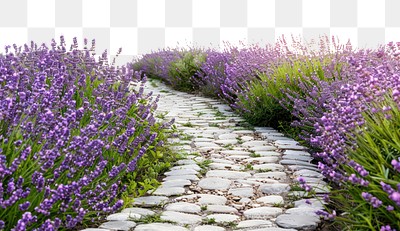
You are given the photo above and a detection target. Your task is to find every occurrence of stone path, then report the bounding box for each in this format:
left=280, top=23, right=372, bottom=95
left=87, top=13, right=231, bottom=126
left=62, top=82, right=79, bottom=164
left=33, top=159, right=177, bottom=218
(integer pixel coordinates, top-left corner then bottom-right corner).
left=83, top=80, right=328, bottom=231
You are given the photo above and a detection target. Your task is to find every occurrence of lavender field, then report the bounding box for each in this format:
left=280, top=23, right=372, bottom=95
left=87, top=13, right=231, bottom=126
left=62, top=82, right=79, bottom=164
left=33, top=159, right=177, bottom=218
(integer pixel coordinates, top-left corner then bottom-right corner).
left=1, top=35, right=400, bottom=230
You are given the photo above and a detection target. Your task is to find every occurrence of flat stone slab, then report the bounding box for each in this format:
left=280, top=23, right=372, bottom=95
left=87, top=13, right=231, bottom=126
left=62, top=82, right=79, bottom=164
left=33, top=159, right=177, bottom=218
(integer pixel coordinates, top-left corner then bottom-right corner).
left=176, top=159, right=197, bottom=165
left=198, top=177, right=232, bottom=190
left=171, top=164, right=201, bottom=171
left=165, top=202, right=201, bottom=213
left=285, top=207, right=321, bottom=216
left=282, top=154, right=312, bottom=162
left=243, top=157, right=279, bottom=164
left=80, top=229, right=109, bottom=231
left=293, top=169, right=323, bottom=178
left=249, top=146, right=277, bottom=151
left=206, top=170, right=251, bottom=179
left=164, top=169, right=198, bottom=176
left=276, top=214, right=320, bottom=230
left=106, top=212, right=140, bottom=221
left=228, top=187, right=254, bottom=197
left=198, top=194, right=228, bottom=205
left=220, top=150, right=251, bottom=155
left=152, top=186, right=185, bottom=196
left=259, top=183, right=290, bottom=194
left=219, top=133, right=238, bottom=139
left=205, top=204, right=238, bottom=213
left=135, top=223, right=189, bottom=231
left=211, top=158, right=235, bottom=164
left=214, top=139, right=238, bottom=145
left=244, top=228, right=296, bottom=231
left=253, top=164, right=285, bottom=171
left=206, top=214, right=240, bottom=223
left=243, top=207, right=283, bottom=219
left=256, top=195, right=284, bottom=205
left=242, top=141, right=270, bottom=147
left=237, top=220, right=273, bottom=229
left=162, top=179, right=192, bottom=187
left=294, top=199, right=325, bottom=209
left=280, top=160, right=315, bottom=167
left=194, top=142, right=220, bottom=148
left=277, top=144, right=306, bottom=150
left=132, top=196, right=169, bottom=207
left=253, top=172, right=287, bottom=180
left=255, top=151, right=281, bottom=156
left=194, top=225, right=226, bottom=231
left=161, top=211, right=202, bottom=225
left=209, top=163, right=242, bottom=171
left=99, top=221, right=136, bottom=231
left=121, top=207, right=155, bottom=216
left=163, top=175, right=200, bottom=182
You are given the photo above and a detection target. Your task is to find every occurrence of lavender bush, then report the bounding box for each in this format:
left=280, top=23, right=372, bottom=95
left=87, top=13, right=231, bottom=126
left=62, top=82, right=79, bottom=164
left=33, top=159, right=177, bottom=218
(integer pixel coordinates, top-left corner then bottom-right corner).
left=0, top=37, right=174, bottom=230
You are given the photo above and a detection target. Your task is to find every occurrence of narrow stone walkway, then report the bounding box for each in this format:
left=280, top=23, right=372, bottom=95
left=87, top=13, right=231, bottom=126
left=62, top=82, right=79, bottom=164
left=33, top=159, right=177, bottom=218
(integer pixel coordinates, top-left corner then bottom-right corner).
left=83, top=80, right=328, bottom=231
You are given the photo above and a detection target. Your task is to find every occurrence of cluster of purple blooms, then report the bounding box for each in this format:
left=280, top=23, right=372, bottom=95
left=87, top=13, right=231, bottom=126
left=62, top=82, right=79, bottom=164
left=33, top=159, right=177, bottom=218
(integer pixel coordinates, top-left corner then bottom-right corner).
left=0, top=37, right=170, bottom=230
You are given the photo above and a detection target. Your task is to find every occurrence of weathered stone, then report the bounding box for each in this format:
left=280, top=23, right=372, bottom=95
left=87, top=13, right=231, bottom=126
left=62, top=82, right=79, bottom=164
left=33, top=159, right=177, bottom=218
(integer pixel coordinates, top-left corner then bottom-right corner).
left=228, top=187, right=254, bottom=197
left=276, top=214, right=320, bottom=230
left=163, top=175, right=200, bottom=182
left=80, top=229, right=109, bottom=231
left=194, top=225, right=226, bottom=231
left=256, top=195, right=284, bottom=205
left=198, top=177, right=232, bottom=190
left=121, top=207, right=155, bottom=216
left=237, top=220, right=273, bottom=229
left=252, top=164, right=285, bottom=171
left=243, top=157, right=280, bottom=164
left=282, top=154, right=312, bottom=162
left=219, top=133, right=238, bottom=140
left=255, top=151, right=281, bottom=156
left=161, top=211, right=202, bottom=225
left=162, top=179, right=192, bottom=187
left=253, top=172, right=287, bottom=180
left=283, top=150, right=311, bottom=156
left=176, top=159, right=197, bottom=165
left=279, top=160, right=315, bottom=167
left=249, top=146, right=277, bottom=152
left=209, top=163, right=242, bottom=171
left=214, top=139, right=238, bottom=145
left=242, top=141, right=270, bottom=147
left=106, top=212, right=140, bottom=221
left=198, top=194, right=227, bottom=205
left=293, top=169, right=323, bottom=178
left=243, top=207, right=283, bottom=219
left=132, top=196, right=169, bottom=207
left=165, top=202, right=201, bottom=213
left=152, top=186, right=185, bottom=196
left=206, top=170, right=251, bottom=179
left=211, top=158, right=235, bottom=164
left=135, top=223, right=189, bottom=231
left=220, top=150, right=251, bottom=155
left=259, top=183, right=290, bottom=194
left=195, top=142, right=220, bottom=148
left=99, top=221, right=136, bottom=231
left=164, top=169, right=198, bottom=176
left=206, top=204, right=238, bottom=213
left=294, top=199, right=325, bottom=209
left=206, top=214, right=240, bottom=223
left=171, top=164, right=201, bottom=171
left=285, top=207, right=321, bottom=216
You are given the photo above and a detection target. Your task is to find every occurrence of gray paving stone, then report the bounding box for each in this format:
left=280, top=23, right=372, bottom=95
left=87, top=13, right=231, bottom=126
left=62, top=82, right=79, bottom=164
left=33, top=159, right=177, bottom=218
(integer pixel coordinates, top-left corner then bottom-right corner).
left=285, top=207, right=320, bottom=216
left=164, top=169, right=198, bottom=176
left=80, top=229, right=109, bottom=231
left=198, top=177, right=232, bottom=190
left=283, top=150, right=311, bottom=156
left=275, top=214, right=320, bottom=230
left=106, top=212, right=140, bottom=221
left=135, top=223, right=189, bottom=231
left=287, top=165, right=319, bottom=171
left=249, top=146, right=277, bottom=152
left=198, top=194, right=227, bottom=205
left=214, top=139, right=238, bottom=145
left=277, top=144, right=306, bottom=150
left=162, top=179, right=192, bottom=187
left=259, top=183, right=290, bottom=194
left=206, top=170, right=251, bottom=179
left=255, top=151, right=281, bottom=156
left=151, top=186, right=185, bottom=196
left=194, top=142, right=220, bottom=148
left=121, top=207, right=155, bottom=216
left=99, top=221, right=136, bottom=231
left=252, top=164, right=285, bottom=171
left=218, top=133, right=238, bottom=139
left=165, top=202, right=201, bottom=213
left=205, top=204, right=238, bottom=213
left=211, top=158, right=235, bottom=164
left=294, top=199, right=325, bottom=209
left=293, top=169, right=323, bottom=178
left=161, top=211, right=202, bottom=225
left=132, top=196, right=169, bottom=207
left=246, top=228, right=297, bottom=231
left=237, top=220, right=273, bottom=229
left=209, top=163, right=242, bottom=171
left=228, top=187, right=254, bottom=197
left=176, top=159, right=197, bottom=165
left=243, top=157, right=280, bottom=164
left=256, top=195, right=284, bottom=205
left=194, top=225, right=226, bottom=231
left=206, top=214, right=240, bottom=223
left=170, top=164, right=201, bottom=171
left=253, top=172, right=287, bottom=180
left=279, top=160, right=315, bottom=167
left=220, top=150, right=251, bottom=155
left=194, top=138, right=215, bottom=142
left=163, top=175, right=200, bottom=182
left=282, top=154, right=312, bottom=162
left=243, top=207, right=283, bottom=219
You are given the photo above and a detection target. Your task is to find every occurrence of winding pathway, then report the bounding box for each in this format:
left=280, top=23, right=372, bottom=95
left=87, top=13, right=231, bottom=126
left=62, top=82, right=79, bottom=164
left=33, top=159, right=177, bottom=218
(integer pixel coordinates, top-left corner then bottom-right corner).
left=83, top=80, right=328, bottom=231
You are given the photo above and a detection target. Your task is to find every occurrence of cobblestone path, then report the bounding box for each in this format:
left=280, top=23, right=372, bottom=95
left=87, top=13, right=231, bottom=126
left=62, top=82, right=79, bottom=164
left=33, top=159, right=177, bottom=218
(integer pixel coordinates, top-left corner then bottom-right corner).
left=83, top=80, right=328, bottom=231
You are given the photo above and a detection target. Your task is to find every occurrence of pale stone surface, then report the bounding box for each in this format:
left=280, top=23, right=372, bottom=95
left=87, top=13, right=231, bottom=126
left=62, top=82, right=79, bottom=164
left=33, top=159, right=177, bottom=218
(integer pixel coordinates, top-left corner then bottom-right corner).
left=132, top=196, right=169, bottom=207
left=151, top=186, right=185, bottom=196
left=259, top=183, right=290, bottom=194
left=220, top=150, right=251, bottom=155
left=163, top=175, right=200, bottom=181
left=106, top=212, right=140, bottom=221
left=275, top=214, right=320, bottom=230
left=206, top=170, right=251, bottom=179
left=243, top=207, right=283, bottom=219
left=165, top=202, right=201, bottom=213
left=135, top=223, right=189, bottom=231
left=256, top=195, right=284, bottom=205
left=164, top=169, right=198, bottom=176
left=205, top=204, right=238, bottom=213
left=171, top=164, right=201, bottom=171
left=253, top=172, right=287, bottom=180
left=253, top=164, right=285, bottom=171
left=121, top=207, right=155, bottom=216
left=99, top=221, right=136, bottom=231
left=237, top=220, right=273, bottom=228
left=198, top=194, right=228, bottom=205
left=206, top=214, right=240, bottom=223
left=243, top=157, right=280, bottom=163
left=228, top=187, right=254, bottom=197
left=161, top=179, right=192, bottom=187
left=198, top=177, right=232, bottom=190
left=161, top=211, right=202, bottom=224
left=194, top=225, right=226, bottom=231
